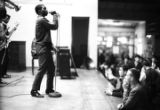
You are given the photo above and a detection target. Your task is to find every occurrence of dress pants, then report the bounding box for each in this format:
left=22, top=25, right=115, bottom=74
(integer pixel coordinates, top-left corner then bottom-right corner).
left=32, top=51, right=55, bottom=91
left=0, top=48, right=9, bottom=78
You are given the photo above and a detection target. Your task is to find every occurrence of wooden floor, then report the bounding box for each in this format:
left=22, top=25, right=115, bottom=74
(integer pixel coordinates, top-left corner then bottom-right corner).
left=0, top=68, right=122, bottom=110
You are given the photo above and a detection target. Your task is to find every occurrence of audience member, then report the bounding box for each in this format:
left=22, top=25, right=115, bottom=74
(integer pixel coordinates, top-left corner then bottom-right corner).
left=104, top=64, right=118, bottom=88
left=151, top=57, right=160, bottom=71
left=118, top=56, right=132, bottom=69
left=143, top=60, right=160, bottom=110
left=132, top=55, right=143, bottom=71
left=105, top=65, right=129, bottom=97
left=117, top=68, right=150, bottom=110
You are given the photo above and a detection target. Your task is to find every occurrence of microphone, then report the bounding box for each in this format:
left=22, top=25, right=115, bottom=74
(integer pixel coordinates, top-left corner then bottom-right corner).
left=49, top=11, right=60, bottom=16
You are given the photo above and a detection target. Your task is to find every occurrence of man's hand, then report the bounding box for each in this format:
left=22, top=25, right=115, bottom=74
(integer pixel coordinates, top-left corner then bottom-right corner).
left=117, top=103, right=123, bottom=110
left=52, top=47, right=59, bottom=54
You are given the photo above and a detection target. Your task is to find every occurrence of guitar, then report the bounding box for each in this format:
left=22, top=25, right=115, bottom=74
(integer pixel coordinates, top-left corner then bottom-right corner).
left=0, top=23, right=19, bottom=51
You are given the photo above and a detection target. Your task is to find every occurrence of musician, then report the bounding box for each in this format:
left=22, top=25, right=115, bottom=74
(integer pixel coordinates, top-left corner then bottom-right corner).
left=0, top=7, right=7, bottom=83
left=30, top=4, right=61, bottom=98
left=0, top=7, right=11, bottom=82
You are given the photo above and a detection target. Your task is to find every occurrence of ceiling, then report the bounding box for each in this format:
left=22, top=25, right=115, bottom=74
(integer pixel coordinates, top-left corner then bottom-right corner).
left=98, top=0, right=160, bottom=35
left=99, top=0, right=160, bottom=4
left=98, top=19, right=142, bottom=28
left=99, top=0, right=160, bottom=20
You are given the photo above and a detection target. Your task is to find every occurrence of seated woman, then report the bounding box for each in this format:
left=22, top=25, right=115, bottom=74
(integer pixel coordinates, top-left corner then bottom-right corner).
left=101, top=64, right=118, bottom=88
left=104, top=65, right=129, bottom=97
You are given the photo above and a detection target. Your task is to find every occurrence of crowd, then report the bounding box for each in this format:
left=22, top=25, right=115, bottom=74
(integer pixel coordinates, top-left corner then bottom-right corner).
left=98, top=51, right=160, bottom=110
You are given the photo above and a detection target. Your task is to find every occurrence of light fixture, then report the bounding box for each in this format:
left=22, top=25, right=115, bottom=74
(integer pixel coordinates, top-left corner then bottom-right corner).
left=118, top=37, right=127, bottom=44
left=146, top=35, right=152, bottom=39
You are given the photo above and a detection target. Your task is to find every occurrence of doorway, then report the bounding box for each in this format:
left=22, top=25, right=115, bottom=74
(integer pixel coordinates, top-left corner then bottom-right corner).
left=71, top=17, right=89, bottom=68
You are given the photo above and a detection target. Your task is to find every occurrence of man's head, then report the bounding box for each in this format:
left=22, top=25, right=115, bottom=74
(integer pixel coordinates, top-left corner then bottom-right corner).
left=3, top=14, right=10, bottom=24
left=151, top=57, right=159, bottom=69
left=126, top=68, right=140, bottom=85
left=134, top=55, right=141, bottom=63
left=143, top=59, right=151, bottom=71
left=35, top=4, right=48, bottom=17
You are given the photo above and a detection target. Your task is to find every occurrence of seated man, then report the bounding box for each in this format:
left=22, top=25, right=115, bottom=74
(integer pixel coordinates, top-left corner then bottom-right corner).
left=142, top=60, right=160, bottom=110
left=0, top=7, right=10, bottom=84
left=117, top=68, right=150, bottom=110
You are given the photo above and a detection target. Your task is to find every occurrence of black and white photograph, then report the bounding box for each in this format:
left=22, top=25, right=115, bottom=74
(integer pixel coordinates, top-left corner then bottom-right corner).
left=0, top=0, right=160, bottom=110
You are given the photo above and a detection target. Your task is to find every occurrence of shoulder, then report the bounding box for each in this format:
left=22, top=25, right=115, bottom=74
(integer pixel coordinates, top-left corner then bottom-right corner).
left=37, top=17, right=48, bottom=23
left=131, top=85, right=143, bottom=94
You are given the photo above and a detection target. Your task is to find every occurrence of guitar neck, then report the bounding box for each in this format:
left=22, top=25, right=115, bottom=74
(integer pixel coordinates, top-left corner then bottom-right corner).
left=7, top=24, right=19, bottom=39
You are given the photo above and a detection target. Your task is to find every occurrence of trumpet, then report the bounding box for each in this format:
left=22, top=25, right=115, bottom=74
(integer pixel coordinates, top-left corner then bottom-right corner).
left=5, top=0, right=21, bottom=11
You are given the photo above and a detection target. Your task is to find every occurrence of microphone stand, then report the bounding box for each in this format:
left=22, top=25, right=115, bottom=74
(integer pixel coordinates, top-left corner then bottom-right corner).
left=52, top=14, right=62, bottom=97
left=54, top=17, right=59, bottom=91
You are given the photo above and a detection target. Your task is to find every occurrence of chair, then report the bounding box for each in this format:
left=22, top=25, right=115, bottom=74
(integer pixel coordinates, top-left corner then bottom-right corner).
left=32, top=55, right=38, bottom=75
left=31, top=38, right=38, bottom=75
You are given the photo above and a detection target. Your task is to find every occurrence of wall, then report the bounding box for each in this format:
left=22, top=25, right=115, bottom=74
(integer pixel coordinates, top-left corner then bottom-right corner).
left=98, top=26, right=135, bottom=58
left=98, top=21, right=146, bottom=58
left=135, top=22, right=146, bottom=56
left=7, top=0, right=98, bottom=67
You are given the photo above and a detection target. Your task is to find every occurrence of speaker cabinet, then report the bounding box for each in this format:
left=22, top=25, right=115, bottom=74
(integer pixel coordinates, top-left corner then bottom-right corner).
left=57, top=48, right=71, bottom=78
left=8, top=41, right=26, bottom=71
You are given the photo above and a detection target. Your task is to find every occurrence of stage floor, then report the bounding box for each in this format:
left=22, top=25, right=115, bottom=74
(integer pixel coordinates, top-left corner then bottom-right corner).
left=0, top=68, right=122, bottom=110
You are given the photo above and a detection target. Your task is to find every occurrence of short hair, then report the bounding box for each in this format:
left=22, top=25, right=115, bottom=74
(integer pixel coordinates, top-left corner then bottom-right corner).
left=134, top=54, right=141, bottom=58
left=35, top=4, right=43, bottom=15
left=122, top=65, right=129, bottom=71
left=124, top=55, right=130, bottom=60
left=129, top=68, right=140, bottom=82
left=143, top=59, right=151, bottom=67
left=145, top=68, right=158, bottom=83
left=0, top=7, right=7, bottom=20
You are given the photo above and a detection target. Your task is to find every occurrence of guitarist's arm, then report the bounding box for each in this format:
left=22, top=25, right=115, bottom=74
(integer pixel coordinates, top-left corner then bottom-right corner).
left=6, top=24, right=18, bottom=39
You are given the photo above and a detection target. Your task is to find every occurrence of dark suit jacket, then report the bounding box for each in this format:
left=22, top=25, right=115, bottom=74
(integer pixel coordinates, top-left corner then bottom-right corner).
left=119, top=84, right=150, bottom=110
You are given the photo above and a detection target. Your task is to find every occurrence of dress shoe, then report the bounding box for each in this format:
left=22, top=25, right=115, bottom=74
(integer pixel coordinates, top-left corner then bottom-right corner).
left=46, top=90, right=62, bottom=98
left=30, top=90, right=44, bottom=98
left=0, top=80, right=8, bottom=87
